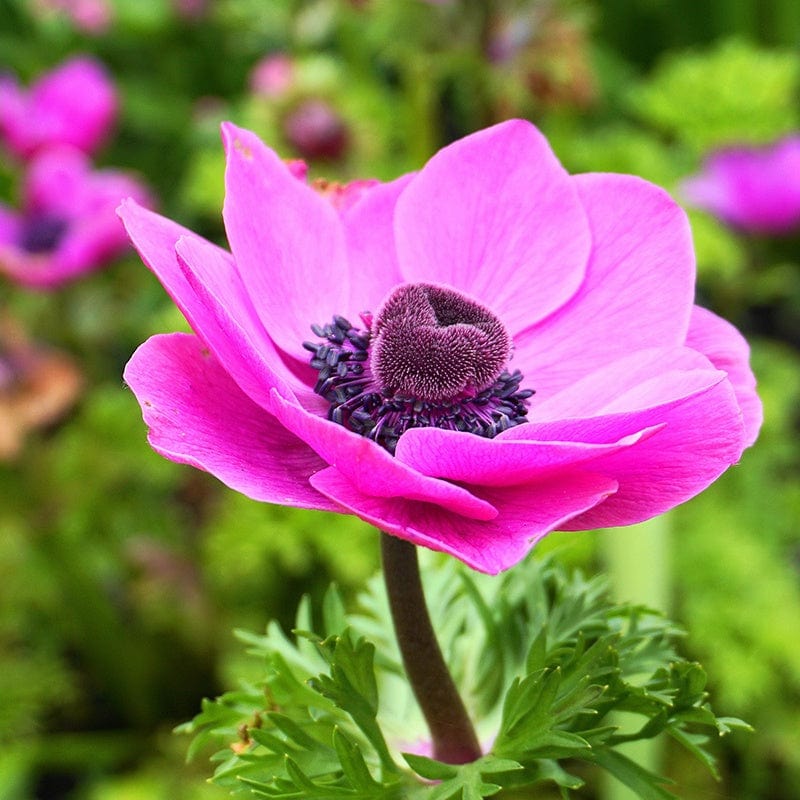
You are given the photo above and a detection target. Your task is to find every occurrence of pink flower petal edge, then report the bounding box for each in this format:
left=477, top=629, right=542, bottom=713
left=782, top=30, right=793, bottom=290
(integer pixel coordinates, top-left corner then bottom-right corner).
left=513, top=173, right=695, bottom=396
left=686, top=305, right=762, bottom=447
left=124, top=332, right=337, bottom=511
left=395, top=119, right=591, bottom=336
left=310, top=466, right=618, bottom=574
left=221, top=122, right=349, bottom=362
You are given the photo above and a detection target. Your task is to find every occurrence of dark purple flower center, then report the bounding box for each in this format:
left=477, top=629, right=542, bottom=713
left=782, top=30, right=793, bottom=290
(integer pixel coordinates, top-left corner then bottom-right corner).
left=19, top=214, right=69, bottom=254
left=305, top=283, right=534, bottom=454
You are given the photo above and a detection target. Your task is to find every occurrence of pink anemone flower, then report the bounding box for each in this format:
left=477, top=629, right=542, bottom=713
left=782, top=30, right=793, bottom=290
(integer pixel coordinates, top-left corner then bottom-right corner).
left=120, top=120, right=761, bottom=575
left=0, top=147, right=152, bottom=289
left=0, top=56, right=117, bottom=160
left=681, top=135, right=800, bottom=235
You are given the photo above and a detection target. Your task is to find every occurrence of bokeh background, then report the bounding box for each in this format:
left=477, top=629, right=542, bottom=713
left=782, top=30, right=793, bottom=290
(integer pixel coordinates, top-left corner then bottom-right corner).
left=1, top=1, right=799, bottom=798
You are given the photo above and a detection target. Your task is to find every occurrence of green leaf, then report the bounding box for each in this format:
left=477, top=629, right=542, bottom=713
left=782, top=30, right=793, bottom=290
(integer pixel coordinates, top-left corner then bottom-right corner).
left=401, top=753, right=458, bottom=781
left=591, top=750, right=676, bottom=800
left=307, top=630, right=395, bottom=771
left=415, top=756, right=521, bottom=800
left=183, top=554, right=749, bottom=798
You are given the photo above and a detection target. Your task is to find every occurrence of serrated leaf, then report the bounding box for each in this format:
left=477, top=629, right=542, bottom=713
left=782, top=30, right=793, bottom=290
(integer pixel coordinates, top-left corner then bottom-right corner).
left=402, top=753, right=458, bottom=781
left=332, top=728, right=383, bottom=791
left=667, top=727, right=720, bottom=781
left=715, top=716, right=753, bottom=735
left=418, top=757, right=517, bottom=800
left=591, top=750, right=676, bottom=800
left=524, top=625, right=548, bottom=674
left=308, top=631, right=395, bottom=771
left=267, top=712, right=323, bottom=750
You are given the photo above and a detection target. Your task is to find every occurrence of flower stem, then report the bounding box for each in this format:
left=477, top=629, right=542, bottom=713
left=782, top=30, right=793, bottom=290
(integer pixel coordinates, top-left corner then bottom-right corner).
left=380, top=532, right=482, bottom=764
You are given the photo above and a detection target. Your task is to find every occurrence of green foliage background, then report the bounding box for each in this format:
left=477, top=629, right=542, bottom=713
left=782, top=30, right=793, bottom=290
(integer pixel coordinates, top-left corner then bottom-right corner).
left=0, top=1, right=799, bottom=798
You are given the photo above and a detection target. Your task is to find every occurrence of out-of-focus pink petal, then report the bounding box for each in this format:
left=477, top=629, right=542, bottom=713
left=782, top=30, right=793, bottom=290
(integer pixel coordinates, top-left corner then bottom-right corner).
left=50, top=171, right=150, bottom=279
left=513, top=174, right=695, bottom=395
left=0, top=57, right=116, bottom=158
left=271, top=390, right=497, bottom=522
left=221, top=122, right=349, bottom=361
left=341, top=174, right=413, bottom=314
left=395, top=119, right=590, bottom=335
left=37, top=0, right=113, bottom=34
left=125, top=333, right=337, bottom=511
left=118, top=200, right=307, bottom=411
left=0, top=205, right=20, bottom=245
left=681, top=137, right=800, bottom=235
left=309, top=466, right=617, bottom=574
left=395, top=425, right=661, bottom=486
left=686, top=305, right=762, bottom=446
left=23, top=146, right=91, bottom=213
left=0, top=74, right=26, bottom=155
left=1, top=157, right=152, bottom=289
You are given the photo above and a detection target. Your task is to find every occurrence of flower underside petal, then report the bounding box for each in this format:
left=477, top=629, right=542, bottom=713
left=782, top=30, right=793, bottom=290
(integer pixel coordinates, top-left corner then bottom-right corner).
left=309, top=466, right=618, bottom=574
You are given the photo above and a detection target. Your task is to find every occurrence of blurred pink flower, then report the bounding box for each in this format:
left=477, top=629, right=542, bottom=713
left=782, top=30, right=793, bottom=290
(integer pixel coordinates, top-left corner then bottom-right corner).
left=0, top=147, right=152, bottom=289
left=34, top=0, right=112, bottom=33
left=250, top=54, right=295, bottom=99
left=282, top=99, right=349, bottom=161
left=120, top=120, right=761, bottom=574
left=681, top=136, right=800, bottom=235
left=0, top=56, right=117, bottom=160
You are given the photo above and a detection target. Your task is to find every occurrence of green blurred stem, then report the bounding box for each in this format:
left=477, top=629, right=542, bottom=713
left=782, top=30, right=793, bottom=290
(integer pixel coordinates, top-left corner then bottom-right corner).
left=380, top=532, right=482, bottom=764
left=601, top=515, right=671, bottom=800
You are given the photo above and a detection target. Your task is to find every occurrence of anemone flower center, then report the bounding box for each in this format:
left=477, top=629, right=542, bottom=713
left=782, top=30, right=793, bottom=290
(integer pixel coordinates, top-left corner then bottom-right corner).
left=19, top=214, right=69, bottom=254
left=304, top=282, right=534, bottom=454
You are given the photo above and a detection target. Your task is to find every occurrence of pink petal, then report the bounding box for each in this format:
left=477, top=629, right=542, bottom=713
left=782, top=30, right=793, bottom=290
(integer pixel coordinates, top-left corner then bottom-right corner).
left=270, top=390, right=497, bottom=522
left=0, top=57, right=117, bottom=159
left=0, top=248, right=51, bottom=288
left=532, top=346, right=724, bottom=421
left=176, top=234, right=324, bottom=411
left=0, top=74, right=26, bottom=156
left=23, top=146, right=92, bottom=213
left=310, top=466, right=617, bottom=574
left=221, top=123, right=349, bottom=361
left=513, top=173, right=695, bottom=397
left=561, top=378, right=743, bottom=529
left=394, top=119, right=590, bottom=335
left=47, top=172, right=151, bottom=284
left=524, top=351, right=746, bottom=530
left=686, top=305, right=762, bottom=446
left=394, top=425, right=661, bottom=486
left=341, top=173, right=413, bottom=314
left=124, top=332, right=336, bottom=511
left=483, top=345, right=746, bottom=527
left=118, top=200, right=308, bottom=412
left=0, top=204, right=20, bottom=244
left=30, top=57, right=117, bottom=155
left=681, top=137, right=800, bottom=234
